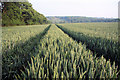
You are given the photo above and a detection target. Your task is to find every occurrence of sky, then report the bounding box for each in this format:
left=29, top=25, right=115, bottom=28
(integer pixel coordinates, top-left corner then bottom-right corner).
left=28, top=0, right=120, bottom=18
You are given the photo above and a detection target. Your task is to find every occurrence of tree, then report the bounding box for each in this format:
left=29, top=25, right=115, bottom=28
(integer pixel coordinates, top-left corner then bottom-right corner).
left=1, top=2, right=48, bottom=26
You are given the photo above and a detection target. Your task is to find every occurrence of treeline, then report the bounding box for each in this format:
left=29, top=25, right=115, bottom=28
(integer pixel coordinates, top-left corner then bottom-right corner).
left=47, top=16, right=118, bottom=23
left=1, top=2, right=49, bottom=26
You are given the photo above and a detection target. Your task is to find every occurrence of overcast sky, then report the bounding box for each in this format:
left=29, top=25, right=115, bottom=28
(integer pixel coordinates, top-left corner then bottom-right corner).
left=28, top=0, right=119, bottom=18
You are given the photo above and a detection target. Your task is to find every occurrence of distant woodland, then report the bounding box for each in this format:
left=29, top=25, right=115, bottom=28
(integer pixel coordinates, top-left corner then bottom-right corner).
left=47, top=16, right=118, bottom=23
left=1, top=2, right=49, bottom=26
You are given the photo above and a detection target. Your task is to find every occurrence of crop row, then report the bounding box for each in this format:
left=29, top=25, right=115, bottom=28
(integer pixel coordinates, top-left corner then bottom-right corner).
left=16, top=25, right=119, bottom=79
left=2, top=25, right=49, bottom=51
left=2, top=25, right=51, bottom=79
left=59, top=23, right=118, bottom=41
left=56, top=24, right=120, bottom=68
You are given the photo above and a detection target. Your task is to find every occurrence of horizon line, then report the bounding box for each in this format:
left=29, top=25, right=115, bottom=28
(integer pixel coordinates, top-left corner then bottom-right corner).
left=45, top=15, right=118, bottom=19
